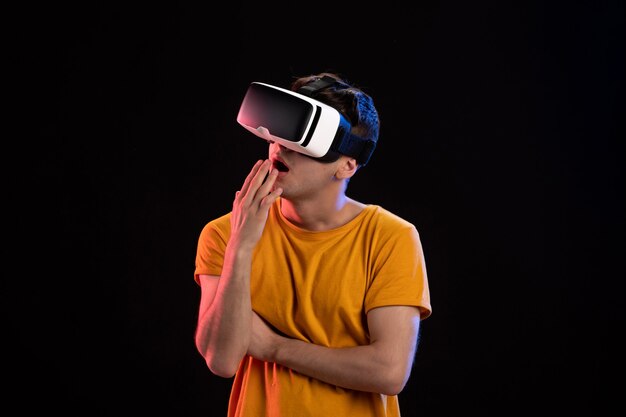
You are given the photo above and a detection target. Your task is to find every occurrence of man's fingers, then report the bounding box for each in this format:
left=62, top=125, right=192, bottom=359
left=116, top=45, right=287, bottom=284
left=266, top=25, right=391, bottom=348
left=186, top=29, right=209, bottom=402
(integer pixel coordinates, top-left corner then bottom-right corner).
left=238, top=159, right=266, bottom=199
left=235, top=160, right=281, bottom=216
left=242, top=160, right=273, bottom=204
left=256, top=168, right=279, bottom=198
left=249, top=160, right=272, bottom=191
left=261, top=186, right=283, bottom=208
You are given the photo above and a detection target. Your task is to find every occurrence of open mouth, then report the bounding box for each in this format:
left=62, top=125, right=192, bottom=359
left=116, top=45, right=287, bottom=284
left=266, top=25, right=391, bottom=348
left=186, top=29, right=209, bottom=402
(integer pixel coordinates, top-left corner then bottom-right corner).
left=273, top=160, right=289, bottom=172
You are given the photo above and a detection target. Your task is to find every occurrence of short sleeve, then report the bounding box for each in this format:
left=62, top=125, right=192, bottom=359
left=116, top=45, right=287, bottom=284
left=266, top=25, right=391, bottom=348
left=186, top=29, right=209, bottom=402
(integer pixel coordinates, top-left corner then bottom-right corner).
left=364, top=225, right=431, bottom=320
left=194, top=213, right=231, bottom=284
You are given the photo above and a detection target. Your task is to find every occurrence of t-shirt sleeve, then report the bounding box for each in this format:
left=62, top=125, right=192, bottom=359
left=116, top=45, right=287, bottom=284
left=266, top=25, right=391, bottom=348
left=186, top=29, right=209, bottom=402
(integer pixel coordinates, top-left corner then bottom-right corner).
left=364, top=224, right=432, bottom=320
left=194, top=215, right=230, bottom=285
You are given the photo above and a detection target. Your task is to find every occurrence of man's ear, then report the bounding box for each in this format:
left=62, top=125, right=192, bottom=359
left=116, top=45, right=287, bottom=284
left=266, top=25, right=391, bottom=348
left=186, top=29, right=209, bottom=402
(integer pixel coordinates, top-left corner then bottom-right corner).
left=335, top=157, right=359, bottom=180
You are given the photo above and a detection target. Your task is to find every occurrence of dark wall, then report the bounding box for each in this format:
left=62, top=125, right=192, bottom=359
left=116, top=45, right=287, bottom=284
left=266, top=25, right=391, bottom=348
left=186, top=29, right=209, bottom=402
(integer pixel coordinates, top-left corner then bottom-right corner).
left=10, top=1, right=624, bottom=416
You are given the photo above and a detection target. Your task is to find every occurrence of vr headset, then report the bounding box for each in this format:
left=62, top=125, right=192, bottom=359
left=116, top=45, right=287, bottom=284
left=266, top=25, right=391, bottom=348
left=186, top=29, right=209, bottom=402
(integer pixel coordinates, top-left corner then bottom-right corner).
left=236, top=76, right=376, bottom=165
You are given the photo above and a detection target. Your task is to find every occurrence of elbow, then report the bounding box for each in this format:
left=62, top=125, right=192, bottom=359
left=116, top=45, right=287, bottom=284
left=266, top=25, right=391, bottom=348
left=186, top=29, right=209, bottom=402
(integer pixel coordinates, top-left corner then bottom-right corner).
left=195, top=334, right=246, bottom=378
left=195, top=340, right=241, bottom=378
left=199, top=350, right=241, bottom=378
left=200, top=347, right=242, bottom=378
left=377, top=367, right=411, bottom=396
left=206, top=358, right=239, bottom=378
left=380, top=379, right=407, bottom=396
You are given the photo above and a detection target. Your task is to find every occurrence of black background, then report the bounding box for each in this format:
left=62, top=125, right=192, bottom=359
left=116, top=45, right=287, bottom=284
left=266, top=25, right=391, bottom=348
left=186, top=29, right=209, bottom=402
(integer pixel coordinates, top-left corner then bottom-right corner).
left=9, top=1, right=624, bottom=416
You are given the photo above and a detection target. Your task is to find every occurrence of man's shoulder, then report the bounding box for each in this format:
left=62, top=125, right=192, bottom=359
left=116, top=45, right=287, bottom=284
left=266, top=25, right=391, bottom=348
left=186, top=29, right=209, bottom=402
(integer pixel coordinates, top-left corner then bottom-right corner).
left=200, top=211, right=232, bottom=239
left=364, top=205, right=416, bottom=231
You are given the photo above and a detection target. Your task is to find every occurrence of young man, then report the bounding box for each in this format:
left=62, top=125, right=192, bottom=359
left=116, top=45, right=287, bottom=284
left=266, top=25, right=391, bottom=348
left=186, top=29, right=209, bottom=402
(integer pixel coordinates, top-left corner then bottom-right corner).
left=194, top=72, right=432, bottom=416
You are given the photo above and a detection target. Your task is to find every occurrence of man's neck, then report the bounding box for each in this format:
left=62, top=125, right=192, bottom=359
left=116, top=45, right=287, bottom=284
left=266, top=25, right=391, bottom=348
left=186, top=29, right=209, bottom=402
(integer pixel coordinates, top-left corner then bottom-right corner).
left=279, top=195, right=365, bottom=231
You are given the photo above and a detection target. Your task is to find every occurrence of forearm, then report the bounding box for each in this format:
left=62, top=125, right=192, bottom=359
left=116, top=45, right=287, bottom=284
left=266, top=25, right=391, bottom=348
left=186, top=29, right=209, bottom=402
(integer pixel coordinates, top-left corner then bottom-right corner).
left=196, top=158, right=281, bottom=377
left=196, top=246, right=253, bottom=377
left=271, top=337, right=408, bottom=396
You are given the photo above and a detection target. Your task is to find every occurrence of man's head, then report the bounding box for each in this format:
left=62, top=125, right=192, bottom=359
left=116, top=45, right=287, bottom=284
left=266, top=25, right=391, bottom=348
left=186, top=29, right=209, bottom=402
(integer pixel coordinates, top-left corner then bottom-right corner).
left=290, top=73, right=380, bottom=166
left=237, top=72, right=380, bottom=167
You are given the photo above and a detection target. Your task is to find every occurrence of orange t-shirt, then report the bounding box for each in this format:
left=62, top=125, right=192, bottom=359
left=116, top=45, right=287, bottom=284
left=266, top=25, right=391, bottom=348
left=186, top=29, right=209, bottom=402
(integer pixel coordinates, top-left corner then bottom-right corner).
left=195, top=199, right=431, bottom=417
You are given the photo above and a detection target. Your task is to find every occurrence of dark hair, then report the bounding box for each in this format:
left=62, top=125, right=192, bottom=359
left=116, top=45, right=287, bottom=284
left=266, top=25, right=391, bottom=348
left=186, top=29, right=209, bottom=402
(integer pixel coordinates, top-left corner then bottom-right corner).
left=291, top=72, right=380, bottom=163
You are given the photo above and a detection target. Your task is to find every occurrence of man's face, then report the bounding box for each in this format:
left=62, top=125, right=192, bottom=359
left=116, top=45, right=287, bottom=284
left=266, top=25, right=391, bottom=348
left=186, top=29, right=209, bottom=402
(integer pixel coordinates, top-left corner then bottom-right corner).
left=268, top=141, right=343, bottom=199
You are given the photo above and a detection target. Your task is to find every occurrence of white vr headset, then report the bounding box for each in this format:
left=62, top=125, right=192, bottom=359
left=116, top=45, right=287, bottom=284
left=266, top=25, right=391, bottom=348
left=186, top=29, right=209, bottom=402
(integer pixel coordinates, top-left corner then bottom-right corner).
left=236, top=76, right=376, bottom=165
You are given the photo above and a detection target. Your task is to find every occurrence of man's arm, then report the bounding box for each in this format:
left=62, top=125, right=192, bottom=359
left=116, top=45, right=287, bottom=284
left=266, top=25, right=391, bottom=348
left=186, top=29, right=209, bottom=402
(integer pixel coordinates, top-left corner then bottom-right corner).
left=194, top=160, right=282, bottom=377
left=195, top=267, right=251, bottom=377
left=248, top=305, right=421, bottom=395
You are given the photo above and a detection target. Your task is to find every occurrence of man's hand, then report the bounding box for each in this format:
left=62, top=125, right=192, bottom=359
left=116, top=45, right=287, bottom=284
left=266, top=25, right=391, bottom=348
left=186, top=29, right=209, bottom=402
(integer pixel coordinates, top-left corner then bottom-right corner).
left=230, top=159, right=282, bottom=251
left=245, top=306, right=421, bottom=395
left=194, top=159, right=282, bottom=378
left=248, top=311, right=283, bottom=362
